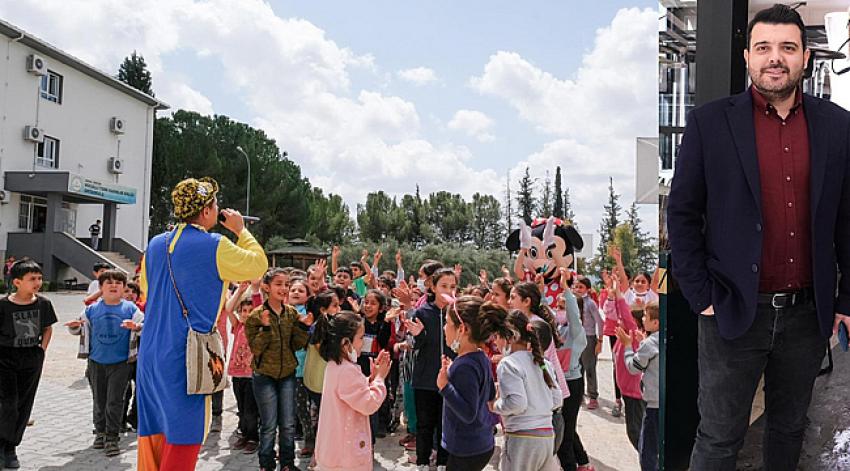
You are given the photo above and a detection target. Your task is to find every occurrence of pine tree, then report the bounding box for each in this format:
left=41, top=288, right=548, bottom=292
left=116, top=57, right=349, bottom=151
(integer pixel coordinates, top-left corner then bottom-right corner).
left=591, top=177, right=622, bottom=273
left=539, top=171, right=552, bottom=217
left=118, top=51, right=154, bottom=96
left=553, top=166, right=564, bottom=219
left=504, top=170, right=513, bottom=235
left=563, top=187, right=577, bottom=228
left=626, top=202, right=657, bottom=272
left=516, top=167, right=536, bottom=225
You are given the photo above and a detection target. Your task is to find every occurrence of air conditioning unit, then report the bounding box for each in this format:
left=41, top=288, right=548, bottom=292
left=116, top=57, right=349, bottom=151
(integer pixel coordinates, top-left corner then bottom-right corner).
left=23, top=125, right=43, bottom=143
left=27, top=54, right=46, bottom=76
left=108, top=157, right=124, bottom=174
left=110, top=117, right=125, bottom=134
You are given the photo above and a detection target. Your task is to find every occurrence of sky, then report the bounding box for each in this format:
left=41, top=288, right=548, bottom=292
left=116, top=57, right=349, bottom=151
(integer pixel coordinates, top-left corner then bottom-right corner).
left=0, top=0, right=659, bottom=241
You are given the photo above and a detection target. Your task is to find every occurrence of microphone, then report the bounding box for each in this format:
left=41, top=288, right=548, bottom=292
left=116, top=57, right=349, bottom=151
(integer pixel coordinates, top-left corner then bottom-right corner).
left=218, top=213, right=260, bottom=223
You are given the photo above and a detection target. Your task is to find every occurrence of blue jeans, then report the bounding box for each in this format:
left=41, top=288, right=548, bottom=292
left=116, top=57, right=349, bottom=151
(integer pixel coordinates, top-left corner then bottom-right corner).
left=639, top=407, right=658, bottom=471
left=689, top=302, right=826, bottom=470
left=253, top=373, right=297, bottom=469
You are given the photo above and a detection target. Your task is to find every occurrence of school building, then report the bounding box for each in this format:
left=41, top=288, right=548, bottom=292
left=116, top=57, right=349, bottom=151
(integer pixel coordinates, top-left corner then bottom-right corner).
left=0, top=18, right=168, bottom=284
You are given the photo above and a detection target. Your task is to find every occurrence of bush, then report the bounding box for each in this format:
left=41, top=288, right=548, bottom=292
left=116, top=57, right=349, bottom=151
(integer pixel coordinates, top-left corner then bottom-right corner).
left=332, top=241, right=512, bottom=288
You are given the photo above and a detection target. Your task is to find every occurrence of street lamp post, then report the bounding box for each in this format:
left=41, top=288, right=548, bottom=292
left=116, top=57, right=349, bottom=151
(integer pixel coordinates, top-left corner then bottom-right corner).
left=235, top=146, right=251, bottom=216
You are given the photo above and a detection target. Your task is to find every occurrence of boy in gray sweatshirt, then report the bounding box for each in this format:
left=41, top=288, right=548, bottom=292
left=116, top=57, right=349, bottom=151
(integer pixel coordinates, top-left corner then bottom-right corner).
left=618, top=302, right=660, bottom=471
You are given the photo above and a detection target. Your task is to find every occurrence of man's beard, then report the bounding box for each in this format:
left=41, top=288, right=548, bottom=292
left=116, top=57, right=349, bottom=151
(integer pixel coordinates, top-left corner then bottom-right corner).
left=750, top=63, right=803, bottom=101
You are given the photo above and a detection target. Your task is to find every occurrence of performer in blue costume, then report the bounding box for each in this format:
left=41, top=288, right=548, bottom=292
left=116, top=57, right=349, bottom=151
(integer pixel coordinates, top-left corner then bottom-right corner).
left=137, top=177, right=267, bottom=470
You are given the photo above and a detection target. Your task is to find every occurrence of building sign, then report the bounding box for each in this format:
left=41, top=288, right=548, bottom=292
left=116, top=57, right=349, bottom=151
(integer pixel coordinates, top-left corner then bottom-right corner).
left=67, top=174, right=136, bottom=204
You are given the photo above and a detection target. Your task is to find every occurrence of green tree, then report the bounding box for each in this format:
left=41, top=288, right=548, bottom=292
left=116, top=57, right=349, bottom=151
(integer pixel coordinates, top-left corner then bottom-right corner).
left=357, top=191, right=396, bottom=242
left=539, top=171, right=552, bottom=217
left=118, top=51, right=154, bottom=96
left=395, top=186, right=432, bottom=246
left=553, top=166, right=564, bottom=219
left=469, top=193, right=504, bottom=249
left=626, top=202, right=657, bottom=272
left=307, top=188, right=356, bottom=244
left=337, top=242, right=511, bottom=288
left=504, top=170, right=513, bottom=236
left=149, top=111, right=312, bottom=242
left=590, top=177, right=622, bottom=274
left=516, top=167, right=536, bottom=224
left=564, top=187, right=577, bottom=228
left=612, top=222, right=639, bottom=276
left=427, top=191, right=470, bottom=243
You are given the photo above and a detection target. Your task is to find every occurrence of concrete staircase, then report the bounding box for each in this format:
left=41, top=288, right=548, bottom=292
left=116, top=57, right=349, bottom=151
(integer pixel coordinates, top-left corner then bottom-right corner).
left=98, top=251, right=137, bottom=275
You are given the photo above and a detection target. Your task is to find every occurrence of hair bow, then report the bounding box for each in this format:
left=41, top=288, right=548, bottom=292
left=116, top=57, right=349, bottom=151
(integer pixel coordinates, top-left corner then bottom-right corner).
left=441, top=293, right=462, bottom=327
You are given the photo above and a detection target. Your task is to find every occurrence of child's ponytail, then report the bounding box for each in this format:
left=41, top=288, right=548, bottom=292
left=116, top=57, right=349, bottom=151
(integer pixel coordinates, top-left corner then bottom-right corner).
left=318, top=311, right=364, bottom=364
left=308, top=289, right=338, bottom=346
left=514, top=282, right=563, bottom=348
left=506, top=310, right=557, bottom=389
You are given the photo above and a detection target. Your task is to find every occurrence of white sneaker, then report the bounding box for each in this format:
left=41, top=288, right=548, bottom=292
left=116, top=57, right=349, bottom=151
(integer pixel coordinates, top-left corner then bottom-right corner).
left=437, top=466, right=447, bottom=471
left=417, top=466, right=429, bottom=471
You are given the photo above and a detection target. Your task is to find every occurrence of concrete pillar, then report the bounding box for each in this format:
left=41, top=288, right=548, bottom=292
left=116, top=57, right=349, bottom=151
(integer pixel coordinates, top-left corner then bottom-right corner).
left=43, top=192, right=62, bottom=282
left=102, top=203, right=117, bottom=252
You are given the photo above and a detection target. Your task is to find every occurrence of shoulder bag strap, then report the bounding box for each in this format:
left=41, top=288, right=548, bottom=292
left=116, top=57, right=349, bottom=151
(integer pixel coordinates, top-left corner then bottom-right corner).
left=165, top=229, right=194, bottom=332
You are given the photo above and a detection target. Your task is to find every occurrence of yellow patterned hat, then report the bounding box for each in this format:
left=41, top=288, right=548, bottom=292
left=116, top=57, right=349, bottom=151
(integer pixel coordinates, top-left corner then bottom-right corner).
left=171, top=177, right=219, bottom=220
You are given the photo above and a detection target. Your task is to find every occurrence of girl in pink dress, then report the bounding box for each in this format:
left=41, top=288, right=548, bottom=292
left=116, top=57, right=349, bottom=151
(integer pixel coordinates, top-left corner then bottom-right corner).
left=314, top=311, right=390, bottom=471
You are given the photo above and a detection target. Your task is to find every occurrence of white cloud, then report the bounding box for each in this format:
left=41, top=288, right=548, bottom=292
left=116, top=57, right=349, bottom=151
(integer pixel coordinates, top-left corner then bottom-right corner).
left=0, top=2, right=658, bottom=236
left=472, top=7, right=658, bottom=234
left=0, top=0, right=499, bottom=206
left=447, top=110, right=495, bottom=143
left=159, top=80, right=214, bottom=116
left=397, top=67, right=438, bottom=86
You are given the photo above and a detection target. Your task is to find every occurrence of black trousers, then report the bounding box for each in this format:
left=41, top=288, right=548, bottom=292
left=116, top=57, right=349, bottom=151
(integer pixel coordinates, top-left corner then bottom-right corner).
left=608, top=335, right=622, bottom=400
left=122, top=362, right=138, bottom=428
left=624, top=396, right=646, bottom=451
left=0, top=347, right=44, bottom=451
left=88, top=359, right=132, bottom=438
left=414, top=388, right=448, bottom=466
left=689, top=301, right=826, bottom=471
left=212, top=389, right=224, bottom=417
left=232, top=377, right=260, bottom=441
left=557, top=376, right=590, bottom=471
left=447, top=447, right=494, bottom=471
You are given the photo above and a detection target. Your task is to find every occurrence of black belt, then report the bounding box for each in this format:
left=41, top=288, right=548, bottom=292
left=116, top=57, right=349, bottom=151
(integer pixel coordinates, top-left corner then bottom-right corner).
left=757, top=288, right=814, bottom=309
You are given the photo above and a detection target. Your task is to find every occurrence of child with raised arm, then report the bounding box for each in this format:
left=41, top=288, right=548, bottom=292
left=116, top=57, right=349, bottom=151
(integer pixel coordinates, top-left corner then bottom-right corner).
left=314, top=311, right=390, bottom=471
left=438, top=296, right=512, bottom=471
left=490, top=310, right=563, bottom=471
left=67, top=269, right=144, bottom=457
left=245, top=268, right=313, bottom=471
left=226, top=282, right=260, bottom=453
left=617, top=302, right=660, bottom=471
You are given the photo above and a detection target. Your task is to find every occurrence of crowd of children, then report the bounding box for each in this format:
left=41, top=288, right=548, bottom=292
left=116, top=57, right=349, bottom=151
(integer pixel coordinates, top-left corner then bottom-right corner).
left=0, top=240, right=661, bottom=471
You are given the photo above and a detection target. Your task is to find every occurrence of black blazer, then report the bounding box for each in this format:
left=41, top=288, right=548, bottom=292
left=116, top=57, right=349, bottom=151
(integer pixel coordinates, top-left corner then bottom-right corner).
left=668, top=89, right=850, bottom=340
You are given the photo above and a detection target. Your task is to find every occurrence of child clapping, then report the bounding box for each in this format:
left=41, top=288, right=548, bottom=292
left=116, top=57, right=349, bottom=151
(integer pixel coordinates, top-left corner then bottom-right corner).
left=314, top=311, right=390, bottom=471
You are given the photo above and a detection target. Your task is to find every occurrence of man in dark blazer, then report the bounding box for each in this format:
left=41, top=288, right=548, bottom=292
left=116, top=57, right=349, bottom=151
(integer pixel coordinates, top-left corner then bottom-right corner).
left=668, top=5, right=850, bottom=470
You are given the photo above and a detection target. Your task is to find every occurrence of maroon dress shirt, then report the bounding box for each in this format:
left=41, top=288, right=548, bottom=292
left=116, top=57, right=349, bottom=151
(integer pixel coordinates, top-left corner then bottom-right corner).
left=752, top=87, right=812, bottom=292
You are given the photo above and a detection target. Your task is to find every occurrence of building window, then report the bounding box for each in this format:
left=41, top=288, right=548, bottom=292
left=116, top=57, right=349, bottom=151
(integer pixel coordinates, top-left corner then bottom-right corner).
left=36, top=136, right=59, bottom=168
left=39, top=70, right=63, bottom=103
left=18, top=194, right=47, bottom=231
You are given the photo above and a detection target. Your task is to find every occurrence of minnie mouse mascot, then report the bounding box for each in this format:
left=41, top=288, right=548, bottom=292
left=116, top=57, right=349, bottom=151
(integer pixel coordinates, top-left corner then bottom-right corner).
left=506, top=216, right=584, bottom=309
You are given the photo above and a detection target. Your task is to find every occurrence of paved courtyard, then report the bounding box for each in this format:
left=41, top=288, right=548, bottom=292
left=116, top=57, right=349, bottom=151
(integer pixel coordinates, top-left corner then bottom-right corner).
left=16, top=292, right=640, bottom=470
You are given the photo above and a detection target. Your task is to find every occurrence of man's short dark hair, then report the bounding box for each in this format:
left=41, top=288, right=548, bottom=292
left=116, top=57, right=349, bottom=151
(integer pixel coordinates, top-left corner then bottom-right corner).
left=10, top=259, right=41, bottom=280
left=747, top=4, right=807, bottom=49
left=93, top=262, right=112, bottom=272
left=578, top=278, right=592, bottom=290
left=98, top=269, right=127, bottom=286
left=335, top=266, right=353, bottom=278
left=349, top=261, right=364, bottom=272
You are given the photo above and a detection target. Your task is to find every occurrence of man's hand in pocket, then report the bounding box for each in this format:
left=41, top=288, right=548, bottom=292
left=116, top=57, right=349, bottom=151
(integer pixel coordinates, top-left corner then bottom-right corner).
left=701, top=305, right=715, bottom=316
